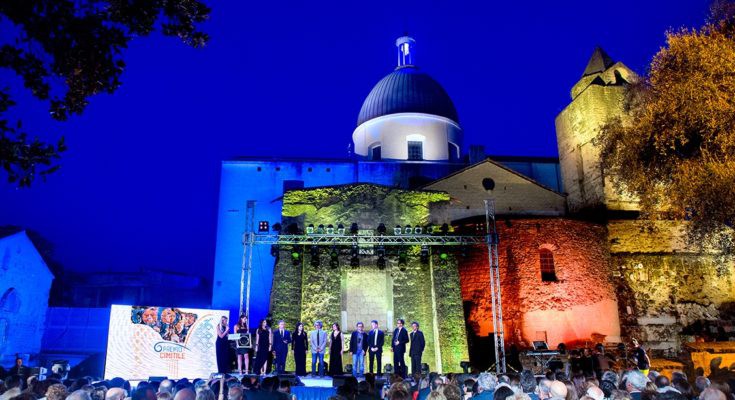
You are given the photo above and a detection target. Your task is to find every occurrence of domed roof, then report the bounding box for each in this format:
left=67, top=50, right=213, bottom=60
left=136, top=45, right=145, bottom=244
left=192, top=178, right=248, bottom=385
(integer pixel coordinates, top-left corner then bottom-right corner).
left=357, top=66, right=459, bottom=127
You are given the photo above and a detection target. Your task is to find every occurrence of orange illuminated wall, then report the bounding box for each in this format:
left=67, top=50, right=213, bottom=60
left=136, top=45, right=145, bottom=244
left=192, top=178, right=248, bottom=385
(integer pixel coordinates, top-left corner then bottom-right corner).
left=458, top=218, right=621, bottom=347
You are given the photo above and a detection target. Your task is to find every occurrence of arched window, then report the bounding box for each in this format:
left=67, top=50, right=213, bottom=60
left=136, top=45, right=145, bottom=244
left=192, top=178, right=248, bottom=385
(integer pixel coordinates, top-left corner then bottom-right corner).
left=539, top=249, right=557, bottom=282
left=0, top=288, right=20, bottom=312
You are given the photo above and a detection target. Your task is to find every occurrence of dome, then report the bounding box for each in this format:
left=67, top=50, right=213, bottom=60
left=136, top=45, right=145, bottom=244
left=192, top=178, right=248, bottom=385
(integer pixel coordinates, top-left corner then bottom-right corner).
left=357, top=66, right=459, bottom=127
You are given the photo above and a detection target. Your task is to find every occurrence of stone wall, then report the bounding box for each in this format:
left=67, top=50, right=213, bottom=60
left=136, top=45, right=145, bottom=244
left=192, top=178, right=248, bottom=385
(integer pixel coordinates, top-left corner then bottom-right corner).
left=459, top=218, right=620, bottom=347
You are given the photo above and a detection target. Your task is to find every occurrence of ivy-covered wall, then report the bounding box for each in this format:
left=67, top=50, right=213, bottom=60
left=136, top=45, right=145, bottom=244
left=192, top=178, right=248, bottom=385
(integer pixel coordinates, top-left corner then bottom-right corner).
left=269, top=184, right=468, bottom=372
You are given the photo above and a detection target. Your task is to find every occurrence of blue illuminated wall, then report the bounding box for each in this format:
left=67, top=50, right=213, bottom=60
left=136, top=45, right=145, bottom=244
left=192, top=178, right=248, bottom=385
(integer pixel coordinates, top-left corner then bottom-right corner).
left=212, top=156, right=562, bottom=324
left=0, top=231, right=53, bottom=366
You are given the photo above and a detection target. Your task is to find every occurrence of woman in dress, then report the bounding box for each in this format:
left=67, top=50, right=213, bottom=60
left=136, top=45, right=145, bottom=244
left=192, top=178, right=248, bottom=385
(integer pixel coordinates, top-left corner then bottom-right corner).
left=254, top=319, right=272, bottom=375
left=234, top=313, right=250, bottom=375
left=328, top=322, right=345, bottom=376
left=292, top=322, right=308, bottom=376
left=215, top=316, right=230, bottom=373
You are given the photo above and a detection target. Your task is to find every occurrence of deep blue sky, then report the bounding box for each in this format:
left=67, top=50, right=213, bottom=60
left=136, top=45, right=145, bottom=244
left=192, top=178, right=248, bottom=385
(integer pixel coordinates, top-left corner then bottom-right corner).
left=0, top=1, right=709, bottom=286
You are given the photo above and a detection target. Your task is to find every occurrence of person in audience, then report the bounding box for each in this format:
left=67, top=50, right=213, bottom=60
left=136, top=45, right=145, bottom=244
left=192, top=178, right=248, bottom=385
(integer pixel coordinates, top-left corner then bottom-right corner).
left=631, top=340, right=650, bottom=377
left=174, top=388, right=195, bottom=400
left=0, top=375, right=22, bottom=400
left=537, top=379, right=552, bottom=400
left=105, top=388, right=126, bottom=400
left=473, top=373, right=495, bottom=400
left=586, top=387, right=604, bottom=400
left=548, top=382, right=568, bottom=400
left=227, top=386, right=242, bottom=400
left=699, top=388, right=727, bottom=400
left=440, top=384, right=462, bottom=400
left=158, top=381, right=174, bottom=397
left=195, top=389, right=215, bottom=400
left=562, top=381, right=578, bottom=400
left=67, top=390, right=93, bottom=400
left=519, top=371, right=537, bottom=400
left=695, top=377, right=711, bottom=397
left=49, top=384, right=71, bottom=400
left=427, top=393, right=448, bottom=400
left=624, top=371, right=647, bottom=400
left=494, top=387, right=515, bottom=400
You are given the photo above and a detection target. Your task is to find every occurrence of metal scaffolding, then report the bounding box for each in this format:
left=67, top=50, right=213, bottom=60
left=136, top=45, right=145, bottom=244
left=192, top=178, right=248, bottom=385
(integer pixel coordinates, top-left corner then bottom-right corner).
left=239, top=199, right=505, bottom=372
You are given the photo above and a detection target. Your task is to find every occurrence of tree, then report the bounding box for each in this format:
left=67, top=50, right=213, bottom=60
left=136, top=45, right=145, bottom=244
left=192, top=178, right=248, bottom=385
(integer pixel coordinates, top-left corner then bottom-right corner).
left=0, top=0, right=210, bottom=187
left=597, top=1, right=735, bottom=250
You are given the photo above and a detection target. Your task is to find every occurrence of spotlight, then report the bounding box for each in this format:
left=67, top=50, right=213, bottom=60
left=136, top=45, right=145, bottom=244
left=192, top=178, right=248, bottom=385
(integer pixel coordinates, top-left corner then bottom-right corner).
left=270, top=244, right=279, bottom=257
left=420, top=245, right=429, bottom=264
left=377, top=223, right=387, bottom=235
left=291, top=250, right=301, bottom=266
left=398, top=250, right=408, bottom=271
left=414, top=225, right=422, bottom=234
left=337, top=224, right=345, bottom=235
left=350, top=244, right=360, bottom=267
left=440, top=223, right=449, bottom=235
left=394, top=225, right=402, bottom=235
left=425, top=224, right=434, bottom=234
left=329, top=246, right=339, bottom=269
left=376, top=245, right=386, bottom=270
left=258, top=221, right=269, bottom=232
left=404, top=225, right=412, bottom=234
left=317, top=224, right=325, bottom=234
left=272, top=222, right=282, bottom=233
left=307, top=224, right=315, bottom=234
left=439, top=251, right=448, bottom=265
left=326, top=224, right=334, bottom=235
left=350, top=223, right=359, bottom=235
left=310, top=245, right=320, bottom=267
left=459, top=361, right=470, bottom=374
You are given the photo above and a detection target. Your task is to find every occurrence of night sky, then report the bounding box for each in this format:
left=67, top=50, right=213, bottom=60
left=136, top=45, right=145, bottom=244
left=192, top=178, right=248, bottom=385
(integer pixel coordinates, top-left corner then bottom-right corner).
left=0, top=1, right=709, bottom=290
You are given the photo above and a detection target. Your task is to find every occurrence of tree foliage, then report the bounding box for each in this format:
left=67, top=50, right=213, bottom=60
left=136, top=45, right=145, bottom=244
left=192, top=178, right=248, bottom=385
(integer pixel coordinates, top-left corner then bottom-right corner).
left=597, top=1, right=735, bottom=250
left=0, top=0, right=210, bottom=186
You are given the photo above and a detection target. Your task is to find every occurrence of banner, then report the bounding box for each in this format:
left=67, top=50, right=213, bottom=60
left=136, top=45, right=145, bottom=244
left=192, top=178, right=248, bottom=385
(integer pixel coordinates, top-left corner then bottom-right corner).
left=104, top=305, right=229, bottom=380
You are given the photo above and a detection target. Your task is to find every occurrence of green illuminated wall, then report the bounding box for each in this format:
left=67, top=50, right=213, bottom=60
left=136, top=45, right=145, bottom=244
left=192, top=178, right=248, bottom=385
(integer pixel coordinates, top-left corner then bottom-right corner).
left=269, top=184, right=469, bottom=372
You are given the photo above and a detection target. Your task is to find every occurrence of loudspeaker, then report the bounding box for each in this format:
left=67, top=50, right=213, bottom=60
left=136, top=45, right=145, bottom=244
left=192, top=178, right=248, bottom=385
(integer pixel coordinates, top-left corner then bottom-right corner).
left=332, top=374, right=353, bottom=387
left=277, top=374, right=302, bottom=386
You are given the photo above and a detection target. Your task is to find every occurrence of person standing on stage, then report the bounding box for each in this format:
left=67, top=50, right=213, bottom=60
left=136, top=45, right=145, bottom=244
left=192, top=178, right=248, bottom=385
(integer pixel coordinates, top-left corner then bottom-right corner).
left=367, top=320, right=385, bottom=376
left=272, top=320, right=292, bottom=374
left=253, top=319, right=272, bottom=375
left=215, top=316, right=230, bottom=374
left=328, top=322, right=346, bottom=376
left=409, top=321, right=425, bottom=376
left=309, top=320, right=328, bottom=377
left=292, top=322, right=308, bottom=376
left=349, top=321, right=369, bottom=377
left=392, top=319, right=409, bottom=378
left=234, top=314, right=250, bottom=375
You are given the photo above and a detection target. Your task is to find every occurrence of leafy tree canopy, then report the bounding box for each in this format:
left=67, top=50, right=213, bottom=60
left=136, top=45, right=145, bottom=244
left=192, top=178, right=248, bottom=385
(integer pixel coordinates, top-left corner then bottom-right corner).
left=0, top=0, right=210, bottom=187
left=597, top=0, right=735, bottom=250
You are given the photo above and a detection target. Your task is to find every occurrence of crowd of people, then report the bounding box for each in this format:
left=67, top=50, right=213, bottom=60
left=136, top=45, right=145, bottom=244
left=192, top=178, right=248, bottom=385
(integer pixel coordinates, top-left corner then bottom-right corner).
left=1, top=364, right=734, bottom=400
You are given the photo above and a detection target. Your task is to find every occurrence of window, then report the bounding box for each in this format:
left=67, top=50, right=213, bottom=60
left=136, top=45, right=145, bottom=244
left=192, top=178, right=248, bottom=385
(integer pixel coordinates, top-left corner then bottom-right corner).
left=539, top=249, right=557, bottom=282
left=408, top=141, right=423, bottom=160
left=370, top=146, right=382, bottom=161
left=0, top=288, right=20, bottom=313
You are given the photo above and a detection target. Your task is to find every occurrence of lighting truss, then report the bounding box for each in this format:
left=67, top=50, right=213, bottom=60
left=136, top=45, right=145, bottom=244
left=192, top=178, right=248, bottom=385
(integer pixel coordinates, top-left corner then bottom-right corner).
left=242, top=233, right=488, bottom=246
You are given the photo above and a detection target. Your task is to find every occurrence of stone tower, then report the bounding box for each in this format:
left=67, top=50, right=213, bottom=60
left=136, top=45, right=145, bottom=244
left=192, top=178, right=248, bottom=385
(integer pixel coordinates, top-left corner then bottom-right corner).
left=555, top=47, right=639, bottom=213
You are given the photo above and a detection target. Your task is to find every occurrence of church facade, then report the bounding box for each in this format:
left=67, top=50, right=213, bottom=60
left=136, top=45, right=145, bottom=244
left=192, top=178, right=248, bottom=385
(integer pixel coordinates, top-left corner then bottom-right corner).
left=212, top=37, right=735, bottom=368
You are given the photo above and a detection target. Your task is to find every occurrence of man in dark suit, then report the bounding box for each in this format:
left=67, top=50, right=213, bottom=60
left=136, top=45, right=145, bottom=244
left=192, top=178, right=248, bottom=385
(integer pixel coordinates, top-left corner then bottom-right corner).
left=409, top=321, right=425, bottom=376
left=272, top=320, right=292, bottom=374
left=367, top=320, right=385, bottom=376
left=349, top=321, right=369, bottom=377
left=392, top=319, right=409, bottom=378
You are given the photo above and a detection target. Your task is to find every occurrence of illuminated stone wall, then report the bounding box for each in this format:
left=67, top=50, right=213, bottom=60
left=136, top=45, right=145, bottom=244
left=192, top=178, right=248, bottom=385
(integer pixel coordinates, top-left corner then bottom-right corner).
left=609, top=220, right=735, bottom=350
left=269, top=184, right=469, bottom=372
left=459, top=218, right=621, bottom=347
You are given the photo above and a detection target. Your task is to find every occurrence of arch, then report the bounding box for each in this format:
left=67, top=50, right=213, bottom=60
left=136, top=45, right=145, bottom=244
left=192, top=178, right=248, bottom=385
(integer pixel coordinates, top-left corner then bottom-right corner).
left=539, top=248, right=557, bottom=282
left=368, top=142, right=382, bottom=161
left=0, top=288, right=20, bottom=313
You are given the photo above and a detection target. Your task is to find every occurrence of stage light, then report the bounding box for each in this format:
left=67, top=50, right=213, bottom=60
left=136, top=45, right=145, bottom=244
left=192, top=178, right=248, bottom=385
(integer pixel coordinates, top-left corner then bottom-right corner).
left=425, top=224, right=434, bottom=234
left=439, top=252, right=448, bottom=260
left=326, top=224, right=334, bottom=234
left=310, top=245, right=320, bottom=267
left=350, top=244, right=360, bottom=267
left=258, top=221, right=269, bottom=232
left=414, top=225, right=422, bottom=234
left=317, top=224, right=325, bottom=234
left=404, top=225, right=412, bottom=234
left=329, top=246, right=339, bottom=269
left=440, top=223, right=449, bottom=235
left=460, top=361, right=470, bottom=373
left=398, top=250, right=408, bottom=272
left=307, top=224, right=315, bottom=234
left=420, top=245, right=429, bottom=264
left=272, top=223, right=282, bottom=233
left=337, top=224, right=345, bottom=235
left=291, top=250, right=301, bottom=266
left=394, top=225, right=402, bottom=235
left=350, top=223, right=359, bottom=235
left=270, top=244, right=279, bottom=257
left=377, top=223, right=387, bottom=235
left=376, top=245, right=386, bottom=270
